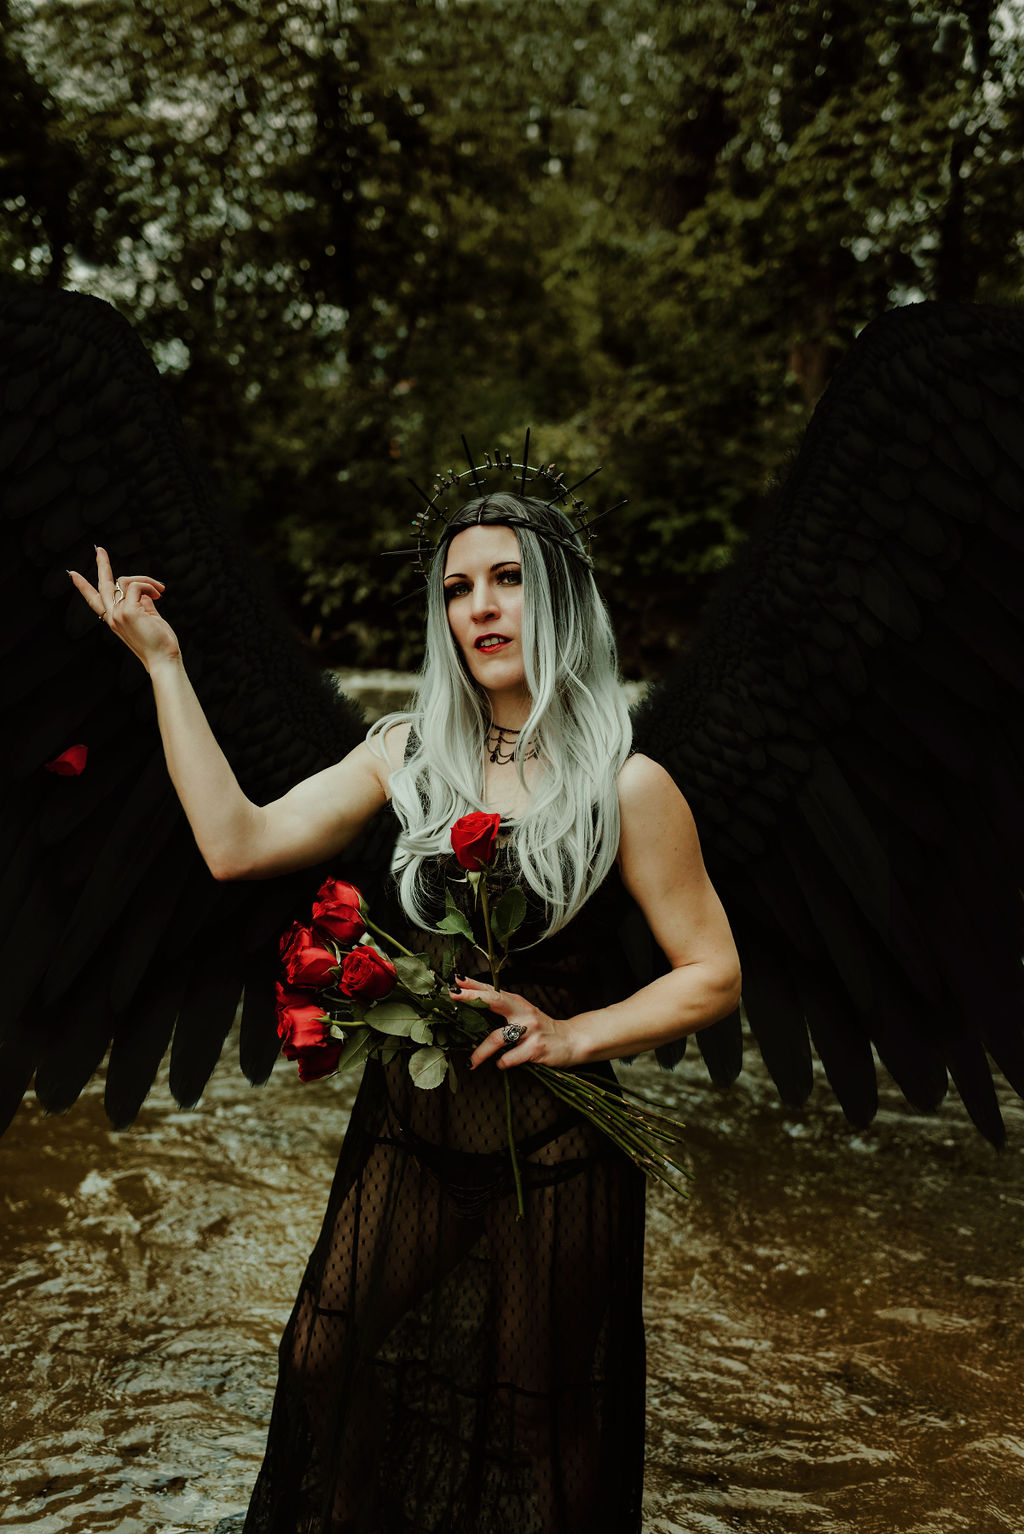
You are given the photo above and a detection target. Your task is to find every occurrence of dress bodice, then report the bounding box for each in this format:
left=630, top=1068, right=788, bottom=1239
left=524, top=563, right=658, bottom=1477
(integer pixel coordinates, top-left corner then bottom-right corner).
left=380, top=802, right=653, bottom=1027
left=364, top=802, right=656, bottom=1220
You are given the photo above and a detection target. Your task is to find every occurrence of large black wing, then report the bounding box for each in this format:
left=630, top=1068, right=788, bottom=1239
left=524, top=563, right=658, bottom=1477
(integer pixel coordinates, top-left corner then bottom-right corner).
left=633, top=300, right=1024, bottom=1146
left=0, top=286, right=396, bottom=1133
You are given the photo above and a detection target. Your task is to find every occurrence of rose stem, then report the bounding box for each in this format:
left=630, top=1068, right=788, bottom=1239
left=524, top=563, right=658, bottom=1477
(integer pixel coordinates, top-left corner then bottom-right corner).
left=477, top=876, right=501, bottom=988
left=504, top=1075, right=525, bottom=1220
left=361, top=915, right=418, bottom=960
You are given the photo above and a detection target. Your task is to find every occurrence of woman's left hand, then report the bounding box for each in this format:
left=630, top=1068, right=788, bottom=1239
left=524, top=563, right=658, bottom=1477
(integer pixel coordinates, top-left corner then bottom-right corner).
left=456, top=978, right=581, bottom=1070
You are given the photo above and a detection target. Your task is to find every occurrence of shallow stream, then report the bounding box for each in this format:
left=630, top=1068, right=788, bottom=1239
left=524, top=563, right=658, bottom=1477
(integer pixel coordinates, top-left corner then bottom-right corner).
left=3, top=1034, right=1022, bottom=1533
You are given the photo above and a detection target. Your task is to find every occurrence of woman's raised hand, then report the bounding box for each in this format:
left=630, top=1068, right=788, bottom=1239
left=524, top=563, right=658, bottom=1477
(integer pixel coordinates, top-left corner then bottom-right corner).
left=68, top=545, right=180, bottom=673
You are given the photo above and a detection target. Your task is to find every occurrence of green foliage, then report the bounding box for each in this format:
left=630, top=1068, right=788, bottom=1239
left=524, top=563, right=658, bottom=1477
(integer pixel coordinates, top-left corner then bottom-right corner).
left=408, top=1044, right=447, bottom=1090
left=437, top=887, right=475, bottom=943
left=333, top=1027, right=374, bottom=1072
left=362, top=999, right=421, bottom=1035
left=3, top=0, right=1023, bottom=673
left=491, top=884, right=527, bottom=945
left=391, top=953, right=435, bottom=994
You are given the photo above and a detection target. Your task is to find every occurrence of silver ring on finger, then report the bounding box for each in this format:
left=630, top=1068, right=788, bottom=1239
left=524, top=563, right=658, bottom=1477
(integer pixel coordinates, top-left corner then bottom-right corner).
left=113, top=581, right=125, bottom=604
left=501, top=1022, right=527, bottom=1046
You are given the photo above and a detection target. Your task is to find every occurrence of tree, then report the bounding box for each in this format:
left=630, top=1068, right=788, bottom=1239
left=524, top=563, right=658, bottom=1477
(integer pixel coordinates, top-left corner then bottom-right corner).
left=2, top=0, right=1023, bottom=672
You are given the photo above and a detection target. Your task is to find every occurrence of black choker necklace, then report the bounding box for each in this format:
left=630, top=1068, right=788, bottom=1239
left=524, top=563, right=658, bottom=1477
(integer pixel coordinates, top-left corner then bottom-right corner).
left=487, top=724, right=537, bottom=766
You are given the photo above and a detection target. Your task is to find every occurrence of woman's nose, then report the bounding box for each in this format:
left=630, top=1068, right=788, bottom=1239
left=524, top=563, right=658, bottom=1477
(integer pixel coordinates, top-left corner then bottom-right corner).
left=470, top=582, right=498, bottom=619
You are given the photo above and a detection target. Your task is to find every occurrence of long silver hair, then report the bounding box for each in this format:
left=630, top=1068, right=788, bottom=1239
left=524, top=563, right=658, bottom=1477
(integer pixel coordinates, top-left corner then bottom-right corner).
left=367, top=492, right=632, bottom=939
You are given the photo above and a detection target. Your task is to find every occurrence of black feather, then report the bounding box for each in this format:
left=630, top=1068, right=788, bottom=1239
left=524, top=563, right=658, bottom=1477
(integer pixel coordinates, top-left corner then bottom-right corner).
left=0, top=285, right=395, bottom=1129
left=634, top=300, right=1024, bottom=1143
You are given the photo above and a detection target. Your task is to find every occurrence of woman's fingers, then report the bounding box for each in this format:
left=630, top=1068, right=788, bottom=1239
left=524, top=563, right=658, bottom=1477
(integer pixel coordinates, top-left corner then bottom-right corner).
left=94, top=547, right=164, bottom=604
left=454, top=978, right=576, bottom=1071
left=67, top=568, right=105, bottom=618
left=469, top=1027, right=517, bottom=1070
left=452, top=977, right=511, bottom=999
left=117, top=577, right=165, bottom=605
left=94, top=544, right=117, bottom=607
left=67, top=557, right=165, bottom=622
left=67, top=554, right=180, bottom=670
left=454, top=979, right=512, bottom=1018
left=459, top=985, right=538, bottom=1070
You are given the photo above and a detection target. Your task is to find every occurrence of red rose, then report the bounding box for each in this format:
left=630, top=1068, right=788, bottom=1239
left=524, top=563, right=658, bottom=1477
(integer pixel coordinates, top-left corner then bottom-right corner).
left=295, top=1043, right=343, bottom=1083
left=450, top=812, right=501, bottom=871
left=274, top=982, right=342, bottom=1081
left=311, top=878, right=365, bottom=944
left=45, top=744, right=88, bottom=776
left=275, top=982, right=333, bottom=1053
left=338, top=946, right=397, bottom=1002
left=280, top=923, right=338, bottom=988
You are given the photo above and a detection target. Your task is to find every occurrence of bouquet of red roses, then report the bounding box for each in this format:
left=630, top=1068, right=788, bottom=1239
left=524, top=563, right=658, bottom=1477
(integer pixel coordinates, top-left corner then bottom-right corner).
left=276, top=870, right=494, bottom=1088
left=276, top=813, right=692, bottom=1215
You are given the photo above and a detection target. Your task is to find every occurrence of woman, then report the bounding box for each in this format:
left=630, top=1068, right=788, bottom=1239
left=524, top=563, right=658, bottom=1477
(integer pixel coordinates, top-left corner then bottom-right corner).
left=70, top=489, right=741, bottom=1533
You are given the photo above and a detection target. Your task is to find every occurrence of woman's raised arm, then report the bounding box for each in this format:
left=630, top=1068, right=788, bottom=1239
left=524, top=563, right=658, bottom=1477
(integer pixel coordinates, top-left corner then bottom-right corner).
left=69, top=546, right=390, bottom=881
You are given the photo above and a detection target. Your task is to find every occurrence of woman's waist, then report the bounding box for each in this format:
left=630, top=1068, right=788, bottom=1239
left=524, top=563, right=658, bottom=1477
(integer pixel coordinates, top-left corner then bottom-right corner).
left=379, top=1051, right=619, bottom=1157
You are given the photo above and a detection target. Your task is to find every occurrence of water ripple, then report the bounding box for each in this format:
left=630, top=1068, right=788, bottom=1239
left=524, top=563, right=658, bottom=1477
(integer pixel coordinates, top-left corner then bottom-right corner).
left=2, top=1032, right=1023, bottom=1531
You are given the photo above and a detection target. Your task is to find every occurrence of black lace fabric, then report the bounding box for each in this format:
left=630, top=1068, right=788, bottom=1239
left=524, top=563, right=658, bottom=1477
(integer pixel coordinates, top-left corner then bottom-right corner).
left=243, top=828, right=648, bottom=1534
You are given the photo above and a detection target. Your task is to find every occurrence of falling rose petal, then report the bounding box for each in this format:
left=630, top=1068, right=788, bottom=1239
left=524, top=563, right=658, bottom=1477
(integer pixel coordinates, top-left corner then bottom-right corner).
left=44, top=744, right=88, bottom=776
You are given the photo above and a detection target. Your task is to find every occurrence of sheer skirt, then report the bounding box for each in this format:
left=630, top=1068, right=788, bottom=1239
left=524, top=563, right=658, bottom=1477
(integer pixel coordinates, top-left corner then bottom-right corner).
left=243, top=909, right=648, bottom=1533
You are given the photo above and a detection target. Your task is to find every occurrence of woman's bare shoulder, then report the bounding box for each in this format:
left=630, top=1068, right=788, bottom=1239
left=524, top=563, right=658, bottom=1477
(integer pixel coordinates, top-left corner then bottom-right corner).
left=616, top=751, right=688, bottom=809
left=371, top=719, right=414, bottom=798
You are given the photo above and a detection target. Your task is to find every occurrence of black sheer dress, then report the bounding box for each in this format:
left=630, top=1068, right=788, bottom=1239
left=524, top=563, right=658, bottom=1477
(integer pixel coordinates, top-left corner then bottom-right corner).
left=243, top=816, right=649, bottom=1534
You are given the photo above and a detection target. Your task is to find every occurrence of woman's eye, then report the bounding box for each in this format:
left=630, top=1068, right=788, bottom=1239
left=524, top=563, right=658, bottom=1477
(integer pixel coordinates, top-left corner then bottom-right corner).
left=444, top=570, right=519, bottom=601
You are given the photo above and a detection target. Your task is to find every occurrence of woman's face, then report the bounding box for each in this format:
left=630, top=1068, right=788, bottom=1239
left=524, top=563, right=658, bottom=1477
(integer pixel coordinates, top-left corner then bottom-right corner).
left=442, top=524, right=528, bottom=706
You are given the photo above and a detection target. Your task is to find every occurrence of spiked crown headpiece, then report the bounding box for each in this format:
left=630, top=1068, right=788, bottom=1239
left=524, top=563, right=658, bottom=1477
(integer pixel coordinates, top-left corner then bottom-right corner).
left=403, top=429, right=626, bottom=583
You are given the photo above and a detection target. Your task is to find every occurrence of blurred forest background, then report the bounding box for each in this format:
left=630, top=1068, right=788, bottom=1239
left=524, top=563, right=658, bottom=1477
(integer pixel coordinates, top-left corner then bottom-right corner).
left=2, top=0, right=1023, bottom=674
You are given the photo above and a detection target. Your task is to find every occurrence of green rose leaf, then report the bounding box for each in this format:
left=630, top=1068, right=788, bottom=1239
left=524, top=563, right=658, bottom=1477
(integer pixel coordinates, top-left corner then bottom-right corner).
left=491, top=884, right=527, bottom=943
left=393, top=954, right=437, bottom=994
left=365, top=1001, right=422, bottom=1036
left=408, top=1046, right=448, bottom=1090
left=436, top=911, right=475, bottom=941
left=456, top=1002, right=491, bottom=1035
left=410, top=1018, right=434, bottom=1045
left=336, top=1029, right=373, bottom=1072
left=379, top=1041, right=402, bottom=1065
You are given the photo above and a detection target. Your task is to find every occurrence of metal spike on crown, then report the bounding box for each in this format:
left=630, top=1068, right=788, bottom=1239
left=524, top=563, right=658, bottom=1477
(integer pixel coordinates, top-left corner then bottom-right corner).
left=402, top=428, right=626, bottom=583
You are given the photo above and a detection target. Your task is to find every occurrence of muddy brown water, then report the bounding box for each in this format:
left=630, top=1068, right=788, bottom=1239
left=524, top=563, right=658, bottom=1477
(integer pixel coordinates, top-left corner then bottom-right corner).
left=2, top=1034, right=1022, bottom=1534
